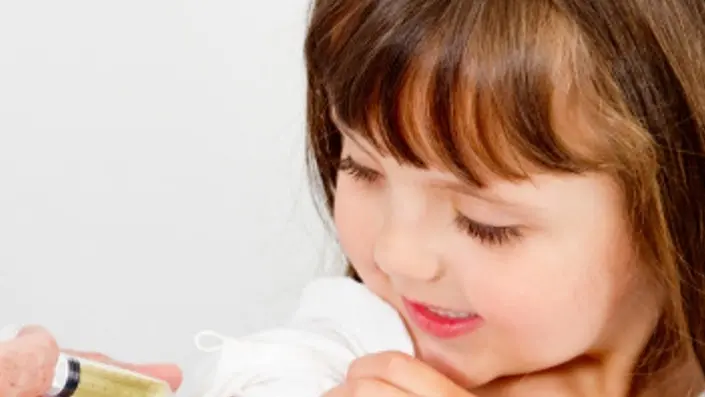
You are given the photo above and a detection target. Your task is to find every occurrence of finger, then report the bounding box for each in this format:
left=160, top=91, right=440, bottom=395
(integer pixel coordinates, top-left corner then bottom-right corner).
left=61, top=350, right=183, bottom=391
left=323, top=384, right=349, bottom=397
left=325, top=379, right=412, bottom=397
left=61, top=349, right=113, bottom=362
left=347, top=351, right=463, bottom=397
left=17, top=325, right=51, bottom=338
left=130, top=364, right=183, bottom=391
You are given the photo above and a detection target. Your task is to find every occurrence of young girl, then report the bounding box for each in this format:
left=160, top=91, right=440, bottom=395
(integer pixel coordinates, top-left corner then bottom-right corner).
left=301, top=0, right=705, bottom=395
left=190, top=0, right=705, bottom=396
left=6, top=0, right=705, bottom=396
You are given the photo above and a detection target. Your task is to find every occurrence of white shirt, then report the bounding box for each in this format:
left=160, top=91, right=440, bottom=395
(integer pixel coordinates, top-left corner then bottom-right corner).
left=181, top=277, right=414, bottom=397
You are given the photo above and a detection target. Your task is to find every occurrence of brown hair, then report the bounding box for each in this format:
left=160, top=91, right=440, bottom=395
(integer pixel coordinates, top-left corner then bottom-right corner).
left=304, top=0, right=705, bottom=392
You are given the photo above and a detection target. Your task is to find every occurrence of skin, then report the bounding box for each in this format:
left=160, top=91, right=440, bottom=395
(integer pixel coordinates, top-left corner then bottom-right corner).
left=325, top=131, right=664, bottom=397
left=0, top=325, right=182, bottom=397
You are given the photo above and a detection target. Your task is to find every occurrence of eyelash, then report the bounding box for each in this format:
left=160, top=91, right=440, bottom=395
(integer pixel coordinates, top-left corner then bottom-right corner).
left=453, top=214, right=522, bottom=246
left=337, top=155, right=522, bottom=246
left=338, top=155, right=381, bottom=183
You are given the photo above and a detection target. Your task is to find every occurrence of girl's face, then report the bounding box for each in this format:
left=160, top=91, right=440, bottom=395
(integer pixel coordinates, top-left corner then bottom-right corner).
left=333, top=132, right=661, bottom=388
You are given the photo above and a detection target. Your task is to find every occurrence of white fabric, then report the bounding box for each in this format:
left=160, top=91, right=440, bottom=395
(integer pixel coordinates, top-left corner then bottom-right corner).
left=184, top=276, right=414, bottom=397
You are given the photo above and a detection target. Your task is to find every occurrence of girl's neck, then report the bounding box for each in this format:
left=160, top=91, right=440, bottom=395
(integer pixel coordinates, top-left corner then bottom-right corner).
left=474, top=333, right=703, bottom=397
left=474, top=355, right=701, bottom=397
left=474, top=357, right=631, bottom=397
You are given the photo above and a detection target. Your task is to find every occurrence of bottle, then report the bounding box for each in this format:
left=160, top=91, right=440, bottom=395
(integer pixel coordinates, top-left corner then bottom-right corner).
left=46, top=353, right=172, bottom=397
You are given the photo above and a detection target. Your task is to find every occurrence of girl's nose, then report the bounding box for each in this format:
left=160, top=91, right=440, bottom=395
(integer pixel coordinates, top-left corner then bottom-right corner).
left=372, top=209, right=443, bottom=282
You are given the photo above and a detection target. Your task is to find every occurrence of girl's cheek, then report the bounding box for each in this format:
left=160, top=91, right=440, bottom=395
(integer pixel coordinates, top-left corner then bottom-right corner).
left=469, top=276, right=549, bottom=338
left=334, top=179, right=382, bottom=265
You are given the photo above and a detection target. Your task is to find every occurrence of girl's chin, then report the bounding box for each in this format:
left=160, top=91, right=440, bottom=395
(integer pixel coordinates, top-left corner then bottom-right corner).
left=413, top=344, right=500, bottom=390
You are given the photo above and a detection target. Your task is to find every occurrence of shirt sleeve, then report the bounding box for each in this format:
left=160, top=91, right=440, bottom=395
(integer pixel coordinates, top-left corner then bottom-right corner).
left=185, top=277, right=414, bottom=397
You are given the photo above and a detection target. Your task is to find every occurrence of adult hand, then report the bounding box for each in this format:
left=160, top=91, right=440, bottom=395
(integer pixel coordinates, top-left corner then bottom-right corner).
left=0, top=325, right=182, bottom=397
left=0, top=325, right=59, bottom=397
left=325, top=351, right=477, bottom=397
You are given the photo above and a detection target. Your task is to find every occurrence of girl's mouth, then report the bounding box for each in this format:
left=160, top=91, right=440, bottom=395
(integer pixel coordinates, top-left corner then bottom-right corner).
left=402, top=297, right=483, bottom=339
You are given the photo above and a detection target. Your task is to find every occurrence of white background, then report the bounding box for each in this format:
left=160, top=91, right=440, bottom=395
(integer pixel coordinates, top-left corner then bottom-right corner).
left=0, top=0, right=343, bottom=368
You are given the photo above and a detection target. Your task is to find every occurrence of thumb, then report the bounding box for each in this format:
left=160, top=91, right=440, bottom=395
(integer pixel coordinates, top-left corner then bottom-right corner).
left=0, top=325, right=59, bottom=397
left=15, top=324, right=60, bottom=359
left=17, top=324, right=54, bottom=338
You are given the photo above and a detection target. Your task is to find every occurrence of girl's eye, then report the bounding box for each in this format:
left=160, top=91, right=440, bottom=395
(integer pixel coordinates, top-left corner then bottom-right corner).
left=453, top=213, right=522, bottom=246
left=338, top=155, right=381, bottom=183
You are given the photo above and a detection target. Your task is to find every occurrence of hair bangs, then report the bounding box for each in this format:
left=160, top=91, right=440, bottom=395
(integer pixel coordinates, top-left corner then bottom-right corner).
left=315, top=0, right=608, bottom=187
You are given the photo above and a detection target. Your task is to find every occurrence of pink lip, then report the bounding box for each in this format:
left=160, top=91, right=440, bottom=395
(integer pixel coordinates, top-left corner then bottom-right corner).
left=402, top=298, right=483, bottom=339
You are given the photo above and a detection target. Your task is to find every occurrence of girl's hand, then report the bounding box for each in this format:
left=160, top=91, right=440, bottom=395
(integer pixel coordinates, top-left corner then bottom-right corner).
left=326, top=351, right=477, bottom=397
